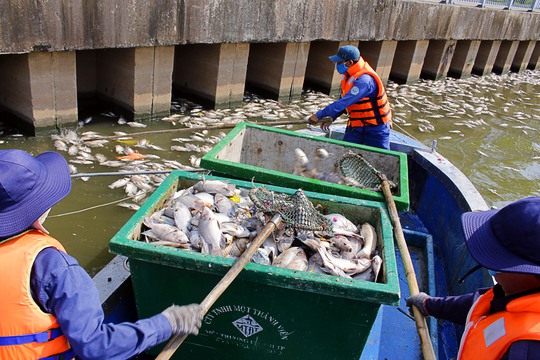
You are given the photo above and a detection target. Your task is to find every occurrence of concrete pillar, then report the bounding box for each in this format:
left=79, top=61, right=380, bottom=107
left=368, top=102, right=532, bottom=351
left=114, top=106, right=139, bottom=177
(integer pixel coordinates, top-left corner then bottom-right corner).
left=144, top=46, right=175, bottom=116
left=493, top=40, right=519, bottom=74
left=421, top=40, right=457, bottom=80
left=174, top=43, right=249, bottom=109
left=447, top=40, right=481, bottom=78
left=304, top=41, right=357, bottom=96
left=96, top=46, right=174, bottom=120
left=0, top=52, right=78, bottom=134
left=528, top=41, right=540, bottom=70
left=216, top=43, right=250, bottom=108
left=389, top=40, right=429, bottom=84
left=473, top=40, right=502, bottom=76
left=246, top=42, right=310, bottom=102
left=359, top=40, right=398, bottom=85
left=511, top=41, right=536, bottom=72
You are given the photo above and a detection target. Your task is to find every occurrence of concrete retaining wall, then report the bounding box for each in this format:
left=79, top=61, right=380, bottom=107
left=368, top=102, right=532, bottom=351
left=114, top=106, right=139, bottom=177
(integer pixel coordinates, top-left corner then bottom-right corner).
left=1, top=0, right=539, bottom=54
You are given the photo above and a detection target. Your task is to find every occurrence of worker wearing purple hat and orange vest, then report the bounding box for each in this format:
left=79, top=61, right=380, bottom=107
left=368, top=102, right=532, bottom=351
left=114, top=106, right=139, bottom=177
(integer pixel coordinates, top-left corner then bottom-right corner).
left=407, top=197, right=540, bottom=359
left=308, top=44, right=392, bottom=150
left=0, top=149, right=203, bottom=360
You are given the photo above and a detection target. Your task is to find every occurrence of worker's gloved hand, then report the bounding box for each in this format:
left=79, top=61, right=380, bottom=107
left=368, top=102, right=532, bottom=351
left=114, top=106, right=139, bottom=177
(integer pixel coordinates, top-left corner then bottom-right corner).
left=405, top=292, right=430, bottom=317
left=162, top=304, right=203, bottom=336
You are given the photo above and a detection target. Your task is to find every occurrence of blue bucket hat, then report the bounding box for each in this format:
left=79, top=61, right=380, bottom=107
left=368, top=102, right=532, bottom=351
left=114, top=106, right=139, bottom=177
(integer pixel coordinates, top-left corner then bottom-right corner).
left=461, top=197, right=540, bottom=275
left=0, top=149, right=71, bottom=238
left=329, top=45, right=360, bottom=63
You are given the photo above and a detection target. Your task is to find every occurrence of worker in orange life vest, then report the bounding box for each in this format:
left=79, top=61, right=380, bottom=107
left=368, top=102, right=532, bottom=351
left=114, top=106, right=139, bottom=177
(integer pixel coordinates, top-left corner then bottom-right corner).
left=308, top=44, right=392, bottom=150
left=407, top=197, right=540, bottom=359
left=0, top=149, right=203, bottom=360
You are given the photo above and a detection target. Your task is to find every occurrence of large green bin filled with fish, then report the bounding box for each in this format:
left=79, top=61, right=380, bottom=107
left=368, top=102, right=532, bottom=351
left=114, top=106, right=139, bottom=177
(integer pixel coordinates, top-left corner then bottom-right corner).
left=200, top=122, right=410, bottom=210
left=109, top=171, right=400, bottom=360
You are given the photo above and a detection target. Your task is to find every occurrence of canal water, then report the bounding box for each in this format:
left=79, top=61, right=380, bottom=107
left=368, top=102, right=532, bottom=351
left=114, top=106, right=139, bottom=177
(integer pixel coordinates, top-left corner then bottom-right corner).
left=0, top=70, right=538, bottom=275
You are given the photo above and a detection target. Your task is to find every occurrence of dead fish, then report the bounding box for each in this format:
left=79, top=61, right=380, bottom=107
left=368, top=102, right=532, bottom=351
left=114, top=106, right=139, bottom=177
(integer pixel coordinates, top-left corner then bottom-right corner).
left=318, top=248, right=372, bottom=277
left=294, top=148, right=317, bottom=178
left=193, top=192, right=215, bottom=207
left=142, top=218, right=190, bottom=244
left=315, top=148, right=331, bottom=159
left=307, top=253, right=327, bottom=274
left=173, top=201, right=192, bottom=236
left=220, top=222, right=250, bottom=238
left=117, top=202, right=141, bottom=211
left=357, top=223, right=377, bottom=259
left=223, top=238, right=249, bottom=258
left=272, top=247, right=308, bottom=271
left=330, top=235, right=354, bottom=259
left=109, top=178, right=130, bottom=189
left=371, top=255, right=382, bottom=281
left=324, top=214, right=358, bottom=233
left=274, top=228, right=295, bottom=253
left=193, top=179, right=236, bottom=197
left=126, top=121, right=147, bottom=128
left=214, top=193, right=237, bottom=217
left=198, top=207, right=223, bottom=257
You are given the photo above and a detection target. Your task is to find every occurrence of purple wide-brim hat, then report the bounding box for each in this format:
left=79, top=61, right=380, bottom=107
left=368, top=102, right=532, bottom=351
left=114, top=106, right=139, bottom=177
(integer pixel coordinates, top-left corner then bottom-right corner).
left=0, top=150, right=71, bottom=238
left=461, top=197, right=540, bottom=275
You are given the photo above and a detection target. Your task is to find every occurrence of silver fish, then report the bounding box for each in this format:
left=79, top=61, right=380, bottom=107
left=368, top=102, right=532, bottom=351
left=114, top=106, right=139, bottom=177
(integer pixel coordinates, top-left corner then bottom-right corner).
left=198, top=207, right=223, bottom=257
left=214, top=193, right=237, bottom=217
left=193, top=179, right=236, bottom=197
left=173, top=201, right=192, bottom=236
left=143, top=219, right=190, bottom=244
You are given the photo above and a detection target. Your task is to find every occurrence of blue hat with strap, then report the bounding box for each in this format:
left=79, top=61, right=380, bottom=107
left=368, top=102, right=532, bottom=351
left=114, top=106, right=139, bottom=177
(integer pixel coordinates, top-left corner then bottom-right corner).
left=0, top=150, right=71, bottom=238
left=329, top=45, right=360, bottom=63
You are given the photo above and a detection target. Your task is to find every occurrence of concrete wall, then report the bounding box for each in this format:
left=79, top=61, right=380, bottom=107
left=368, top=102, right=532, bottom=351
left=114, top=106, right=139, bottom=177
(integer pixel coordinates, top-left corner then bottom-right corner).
left=0, top=0, right=539, bottom=55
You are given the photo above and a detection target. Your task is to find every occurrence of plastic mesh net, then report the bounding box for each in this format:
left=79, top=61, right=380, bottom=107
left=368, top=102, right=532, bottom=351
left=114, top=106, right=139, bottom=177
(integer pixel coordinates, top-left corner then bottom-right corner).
left=249, top=186, right=333, bottom=235
left=339, top=151, right=396, bottom=191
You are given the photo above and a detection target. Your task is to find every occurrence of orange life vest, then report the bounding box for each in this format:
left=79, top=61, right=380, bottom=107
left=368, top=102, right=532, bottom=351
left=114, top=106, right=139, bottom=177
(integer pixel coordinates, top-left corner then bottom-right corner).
left=458, top=288, right=540, bottom=360
left=0, top=230, right=72, bottom=359
left=341, top=57, right=392, bottom=127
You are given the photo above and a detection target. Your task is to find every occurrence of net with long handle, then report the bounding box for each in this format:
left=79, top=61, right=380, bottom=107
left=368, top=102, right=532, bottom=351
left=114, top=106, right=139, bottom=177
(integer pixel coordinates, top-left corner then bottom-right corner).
left=338, top=151, right=397, bottom=191
left=249, top=186, right=334, bottom=236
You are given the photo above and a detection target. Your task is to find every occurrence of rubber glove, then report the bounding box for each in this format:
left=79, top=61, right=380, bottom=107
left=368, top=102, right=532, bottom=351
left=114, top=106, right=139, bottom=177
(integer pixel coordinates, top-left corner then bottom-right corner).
left=162, top=304, right=203, bottom=336
left=405, top=292, right=430, bottom=317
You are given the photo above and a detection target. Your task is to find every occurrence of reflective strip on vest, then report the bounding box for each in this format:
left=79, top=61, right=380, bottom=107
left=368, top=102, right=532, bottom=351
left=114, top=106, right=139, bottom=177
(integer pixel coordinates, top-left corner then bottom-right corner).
left=341, top=57, right=392, bottom=127
left=458, top=288, right=540, bottom=360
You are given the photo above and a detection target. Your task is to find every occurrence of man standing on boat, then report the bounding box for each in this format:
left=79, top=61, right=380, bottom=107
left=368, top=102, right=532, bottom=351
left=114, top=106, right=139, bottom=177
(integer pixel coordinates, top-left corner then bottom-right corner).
left=407, top=197, right=540, bottom=359
left=308, top=44, right=393, bottom=150
left=0, top=149, right=203, bottom=360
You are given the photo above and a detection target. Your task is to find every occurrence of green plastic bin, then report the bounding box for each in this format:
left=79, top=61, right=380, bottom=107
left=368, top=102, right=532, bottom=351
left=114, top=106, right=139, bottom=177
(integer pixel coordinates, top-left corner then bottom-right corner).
left=109, top=171, right=400, bottom=360
left=200, top=122, right=409, bottom=210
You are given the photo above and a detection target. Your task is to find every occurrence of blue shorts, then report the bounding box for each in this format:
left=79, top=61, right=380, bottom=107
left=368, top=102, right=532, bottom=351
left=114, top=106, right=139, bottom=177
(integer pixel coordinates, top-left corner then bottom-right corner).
left=343, top=122, right=390, bottom=150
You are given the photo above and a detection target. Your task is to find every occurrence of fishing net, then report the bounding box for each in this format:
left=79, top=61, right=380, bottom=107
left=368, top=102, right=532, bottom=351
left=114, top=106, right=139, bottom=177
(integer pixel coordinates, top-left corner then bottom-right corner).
left=249, top=186, right=333, bottom=236
left=338, top=151, right=396, bottom=191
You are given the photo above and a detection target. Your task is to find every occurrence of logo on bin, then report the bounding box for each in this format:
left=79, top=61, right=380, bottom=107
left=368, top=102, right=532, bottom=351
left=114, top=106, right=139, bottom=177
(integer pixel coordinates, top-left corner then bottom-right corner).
left=232, top=314, right=263, bottom=337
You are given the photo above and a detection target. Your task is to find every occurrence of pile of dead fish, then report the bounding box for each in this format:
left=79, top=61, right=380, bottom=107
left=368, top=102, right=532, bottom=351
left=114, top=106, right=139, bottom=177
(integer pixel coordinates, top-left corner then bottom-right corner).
left=140, top=178, right=383, bottom=283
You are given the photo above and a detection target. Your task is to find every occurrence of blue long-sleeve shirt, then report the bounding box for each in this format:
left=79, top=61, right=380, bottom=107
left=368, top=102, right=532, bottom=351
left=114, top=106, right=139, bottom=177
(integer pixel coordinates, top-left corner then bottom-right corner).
left=315, top=73, right=378, bottom=121
left=425, top=285, right=540, bottom=359
left=31, top=247, right=172, bottom=360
